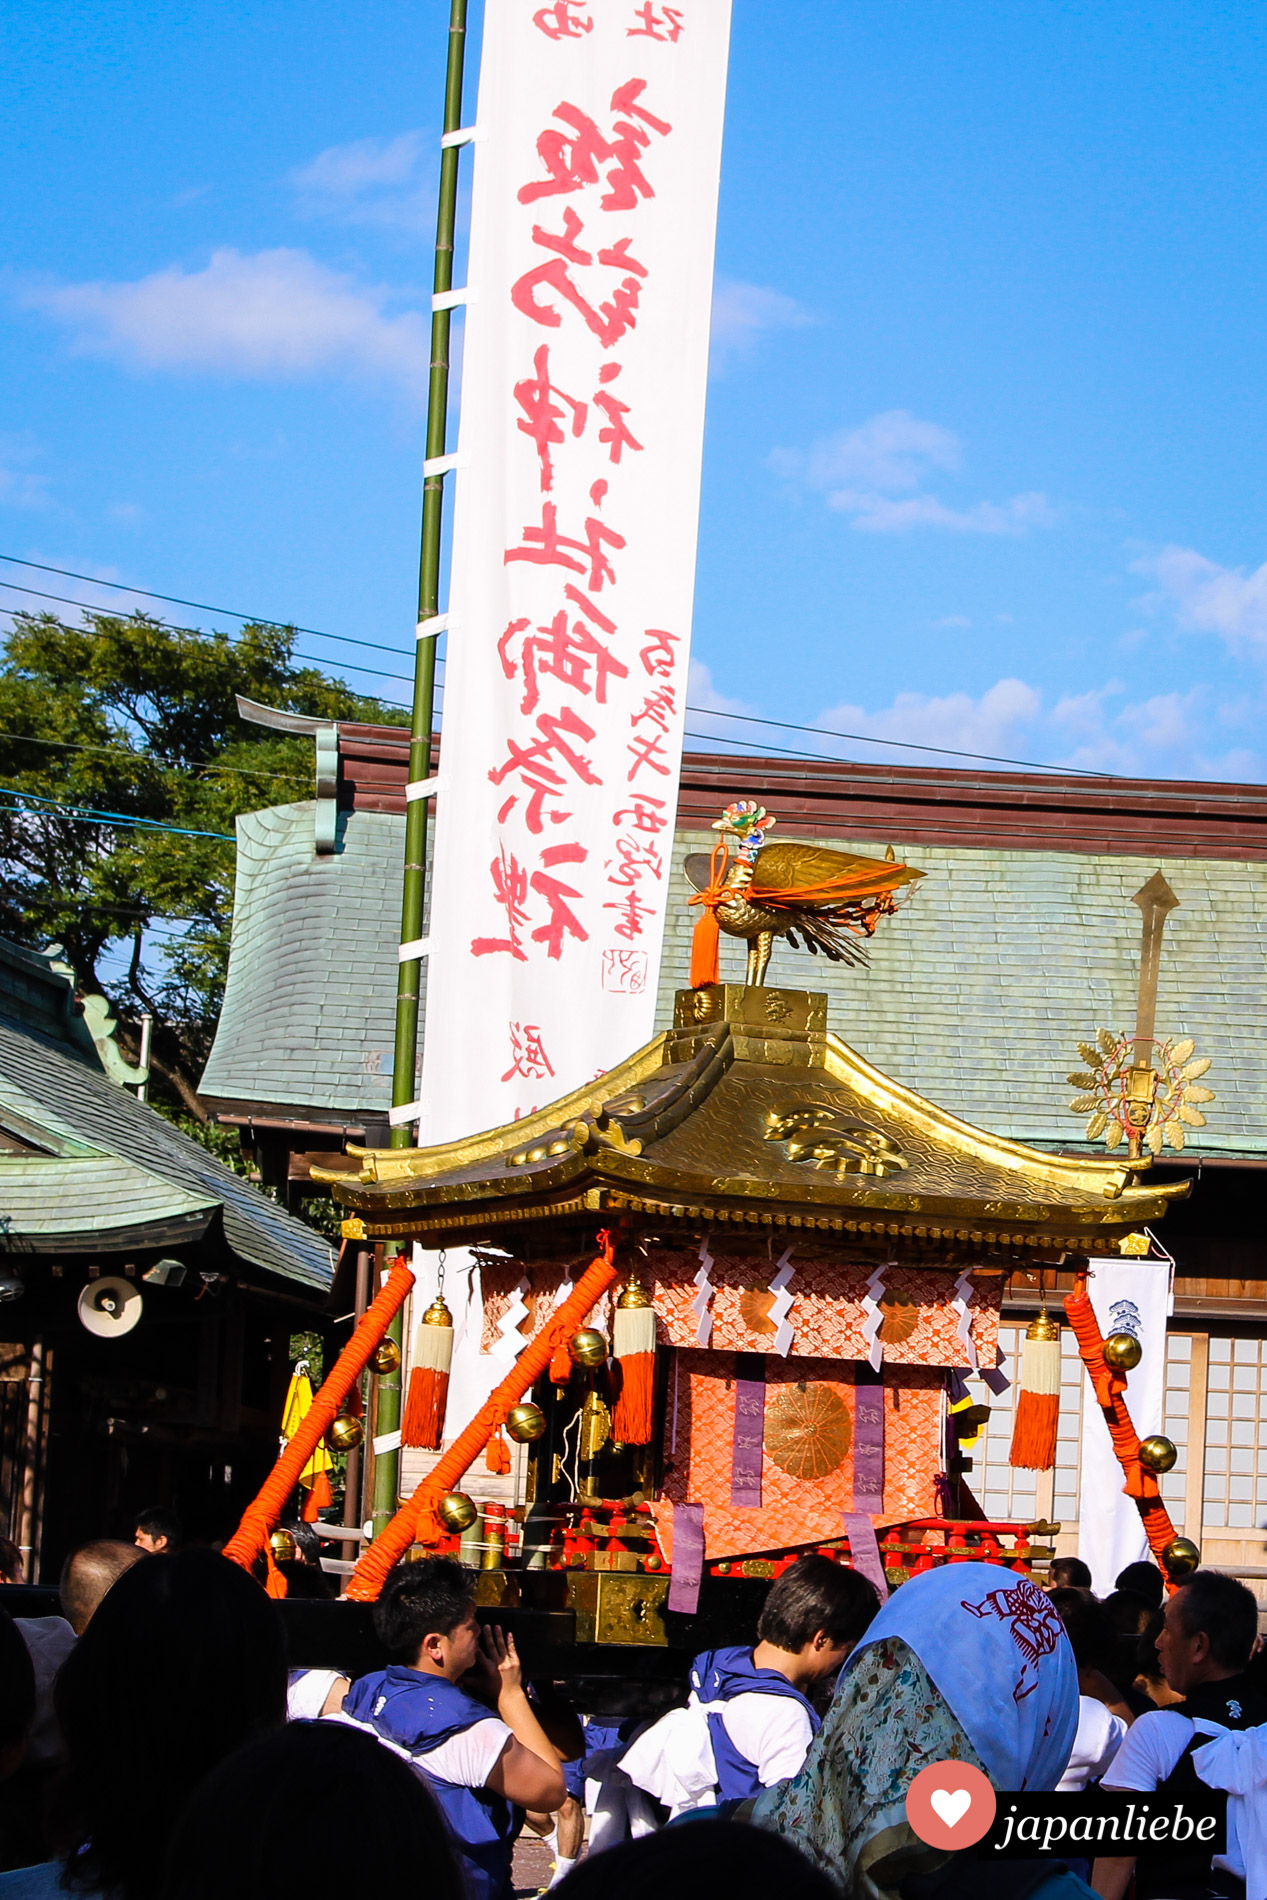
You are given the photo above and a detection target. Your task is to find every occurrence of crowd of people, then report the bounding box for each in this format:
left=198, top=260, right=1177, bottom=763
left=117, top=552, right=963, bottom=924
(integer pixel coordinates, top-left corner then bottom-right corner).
left=0, top=1525, right=1265, bottom=1900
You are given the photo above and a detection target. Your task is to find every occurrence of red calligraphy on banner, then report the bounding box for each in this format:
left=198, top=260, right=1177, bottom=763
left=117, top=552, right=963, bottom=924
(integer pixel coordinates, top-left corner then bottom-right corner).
left=627, top=4, right=685, bottom=40
left=512, top=219, right=648, bottom=348
left=514, top=349, right=643, bottom=492
left=498, top=587, right=628, bottom=717
left=502, top=1022, right=556, bottom=1082
left=532, top=2, right=593, bottom=40
left=504, top=499, right=625, bottom=591
left=519, top=81, right=672, bottom=212
left=474, top=841, right=591, bottom=964
left=488, top=704, right=602, bottom=834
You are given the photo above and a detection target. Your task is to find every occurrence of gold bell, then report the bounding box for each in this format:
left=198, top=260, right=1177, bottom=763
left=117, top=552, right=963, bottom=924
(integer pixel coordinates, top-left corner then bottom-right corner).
left=327, top=1412, right=364, bottom=1452
left=422, top=1297, right=453, bottom=1327
left=436, top=1492, right=478, bottom=1533
left=1028, top=1308, right=1060, bottom=1342
left=370, top=1338, right=402, bottom=1375
left=1162, top=1536, right=1201, bottom=1578
left=1138, top=1434, right=1178, bottom=1473
left=269, top=1528, right=297, bottom=1564
left=617, top=1279, right=652, bottom=1309
left=1104, top=1332, right=1143, bottom=1372
left=569, top=1328, right=608, bottom=1367
left=505, top=1402, right=547, bottom=1444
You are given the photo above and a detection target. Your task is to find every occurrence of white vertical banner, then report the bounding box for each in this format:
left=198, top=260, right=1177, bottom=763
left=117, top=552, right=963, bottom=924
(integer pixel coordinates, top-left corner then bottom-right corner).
left=1077, top=1260, right=1169, bottom=1595
left=421, top=0, right=732, bottom=1144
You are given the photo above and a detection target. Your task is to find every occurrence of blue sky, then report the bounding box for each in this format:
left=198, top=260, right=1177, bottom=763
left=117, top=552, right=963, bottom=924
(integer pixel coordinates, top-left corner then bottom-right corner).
left=6, top=1, right=1267, bottom=779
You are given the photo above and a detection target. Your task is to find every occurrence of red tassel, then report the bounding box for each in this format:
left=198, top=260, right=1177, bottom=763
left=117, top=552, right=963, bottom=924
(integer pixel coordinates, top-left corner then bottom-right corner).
left=612, top=1353, right=655, bottom=1446
left=301, top=1469, right=332, bottom=1521
left=1009, top=1390, right=1059, bottom=1470
left=402, top=1365, right=450, bottom=1451
left=486, top=1429, right=512, bottom=1475
left=689, top=909, right=721, bottom=990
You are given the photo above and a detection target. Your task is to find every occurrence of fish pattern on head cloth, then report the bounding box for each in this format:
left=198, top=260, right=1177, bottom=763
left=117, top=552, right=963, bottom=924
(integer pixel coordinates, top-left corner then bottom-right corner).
left=847, top=1561, right=1078, bottom=1792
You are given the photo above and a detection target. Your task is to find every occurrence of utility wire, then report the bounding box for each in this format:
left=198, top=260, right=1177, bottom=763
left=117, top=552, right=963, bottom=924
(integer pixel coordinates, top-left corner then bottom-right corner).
left=0, top=551, right=1115, bottom=779
left=0, top=581, right=415, bottom=691
left=0, top=727, right=313, bottom=785
left=0, top=785, right=234, bottom=841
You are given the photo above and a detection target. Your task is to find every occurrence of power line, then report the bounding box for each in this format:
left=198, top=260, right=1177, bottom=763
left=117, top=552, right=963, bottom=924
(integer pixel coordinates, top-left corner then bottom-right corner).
left=0, top=554, right=417, bottom=665
left=0, top=727, right=313, bottom=786
left=0, top=785, right=234, bottom=841
left=0, top=551, right=1118, bottom=778
left=0, top=580, right=415, bottom=691
left=683, top=706, right=1111, bottom=779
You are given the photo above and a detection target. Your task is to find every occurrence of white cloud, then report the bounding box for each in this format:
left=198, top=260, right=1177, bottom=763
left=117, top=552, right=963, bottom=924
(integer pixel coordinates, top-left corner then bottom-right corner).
left=710, top=276, right=812, bottom=373
left=772, top=407, right=1056, bottom=537
left=289, top=132, right=434, bottom=233
left=1131, top=544, right=1267, bottom=654
left=932, top=614, right=972, bottom=629
left=0, top=435, right=50, bottom=510
left=21, top=248, right=431, bottom=398
left=687, top=658, right=753, bottom=718
left=815, top=678, right=1043, bottom=762
left=797, top=675, right=1261, bottom=780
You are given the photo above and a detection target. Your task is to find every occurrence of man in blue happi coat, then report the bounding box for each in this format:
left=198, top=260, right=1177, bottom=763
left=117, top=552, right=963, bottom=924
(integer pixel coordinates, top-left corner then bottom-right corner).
left=621, top=1554, right=881, bottom=1813
left=339, top=1557, right=565, bottom=1900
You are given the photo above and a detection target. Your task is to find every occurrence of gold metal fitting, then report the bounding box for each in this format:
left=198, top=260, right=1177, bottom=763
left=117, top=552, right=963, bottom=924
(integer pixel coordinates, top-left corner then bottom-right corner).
left=1027, top=1309, right=1060, bottom=1342
left=1104, top=1332, right=1143, bottom=1372
left=422, top=1297, right=453, bottom=1327
left=1138, top=1434, right=1178, bottom=1473
left=617, top=1279, right=652, bottom=1309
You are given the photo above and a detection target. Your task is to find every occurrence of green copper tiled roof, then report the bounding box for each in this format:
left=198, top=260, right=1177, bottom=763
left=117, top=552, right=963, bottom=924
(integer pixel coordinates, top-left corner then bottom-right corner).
left=0, top=1024, right=332, bottom=1289
left=203, top=799, right=1266, bottom=1162
left=200, top=804, right=404, bottom=1116
left=655, top=831, right=1267, bottom=1159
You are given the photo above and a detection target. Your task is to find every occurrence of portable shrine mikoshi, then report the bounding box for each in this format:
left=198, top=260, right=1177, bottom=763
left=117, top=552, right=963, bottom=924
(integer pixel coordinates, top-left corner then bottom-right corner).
left=223, top=808, right=1197, bottom=1703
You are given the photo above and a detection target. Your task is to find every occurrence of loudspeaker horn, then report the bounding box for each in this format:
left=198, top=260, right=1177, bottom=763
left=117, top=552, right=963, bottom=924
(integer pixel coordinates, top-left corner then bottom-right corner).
left=77, top=1276, right=143, bottom=1338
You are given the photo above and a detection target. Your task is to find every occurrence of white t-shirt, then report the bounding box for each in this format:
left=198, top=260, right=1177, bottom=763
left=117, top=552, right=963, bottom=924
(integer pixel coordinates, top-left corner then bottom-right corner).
left=332, top=1707, right=512, bottom=1789
left=714, top=1691, right=816, bottom=1787
left=1105, top=1709, right=1240, bottom=1880
left=1058, top=1696, right=1127, bottom=1791
left=287, top=1667, right=348, bottom=1722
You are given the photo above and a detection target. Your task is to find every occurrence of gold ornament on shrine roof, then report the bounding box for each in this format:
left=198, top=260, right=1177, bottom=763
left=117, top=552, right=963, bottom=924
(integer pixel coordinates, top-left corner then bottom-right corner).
left=1066, top=874, right=1214, bottom=1159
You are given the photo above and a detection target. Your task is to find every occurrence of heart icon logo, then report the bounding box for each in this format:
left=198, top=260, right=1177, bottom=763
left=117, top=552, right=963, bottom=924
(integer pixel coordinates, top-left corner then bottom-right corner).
left=907, top=1763, right=995, bottom=1848
left=930, top=1788, right=972, bottom=1829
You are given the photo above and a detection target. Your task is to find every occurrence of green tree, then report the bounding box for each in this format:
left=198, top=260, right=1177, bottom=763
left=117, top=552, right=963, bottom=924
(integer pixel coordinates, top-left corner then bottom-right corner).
left=0, top=610, right=406, bottom=1118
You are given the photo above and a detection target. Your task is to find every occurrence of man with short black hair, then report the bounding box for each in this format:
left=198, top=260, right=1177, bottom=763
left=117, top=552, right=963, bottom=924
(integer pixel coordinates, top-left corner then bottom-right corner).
left=1094, top=1570, right=1267, bottom=1900
left=1049, top=1556, right=1094, bottom=1591
left=622, top=1554, right=880, bottom=1810
left=1116, top=1559, right=1165, bottom=1610
left=133, top=1507, right=181, bottom=1555
left=337, top=1557, right=564, bottom=1900
left=60, top=1540, right=143, bottom=1636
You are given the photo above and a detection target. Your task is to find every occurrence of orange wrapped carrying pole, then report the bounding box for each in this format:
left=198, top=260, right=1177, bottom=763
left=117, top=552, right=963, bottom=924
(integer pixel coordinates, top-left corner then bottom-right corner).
left=1064, top=1267, right=1180, bottom=1582
left=223, top=1254, right=416, bottom=1595
left=346, top=1233, right=620, bottom=1601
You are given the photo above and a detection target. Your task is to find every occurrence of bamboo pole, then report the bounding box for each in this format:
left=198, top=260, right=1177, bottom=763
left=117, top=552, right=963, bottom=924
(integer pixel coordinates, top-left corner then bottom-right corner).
left=379, top=0, right=469, bottom=1541
left=346, top=1239, right=619, bottom=1601
left=389, top=0, right=469, bottom=1151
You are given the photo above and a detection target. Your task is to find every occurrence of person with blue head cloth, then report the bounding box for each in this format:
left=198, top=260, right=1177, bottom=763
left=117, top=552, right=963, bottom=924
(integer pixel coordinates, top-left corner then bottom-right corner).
left=753, top=1561, right=1086, bottom=1900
